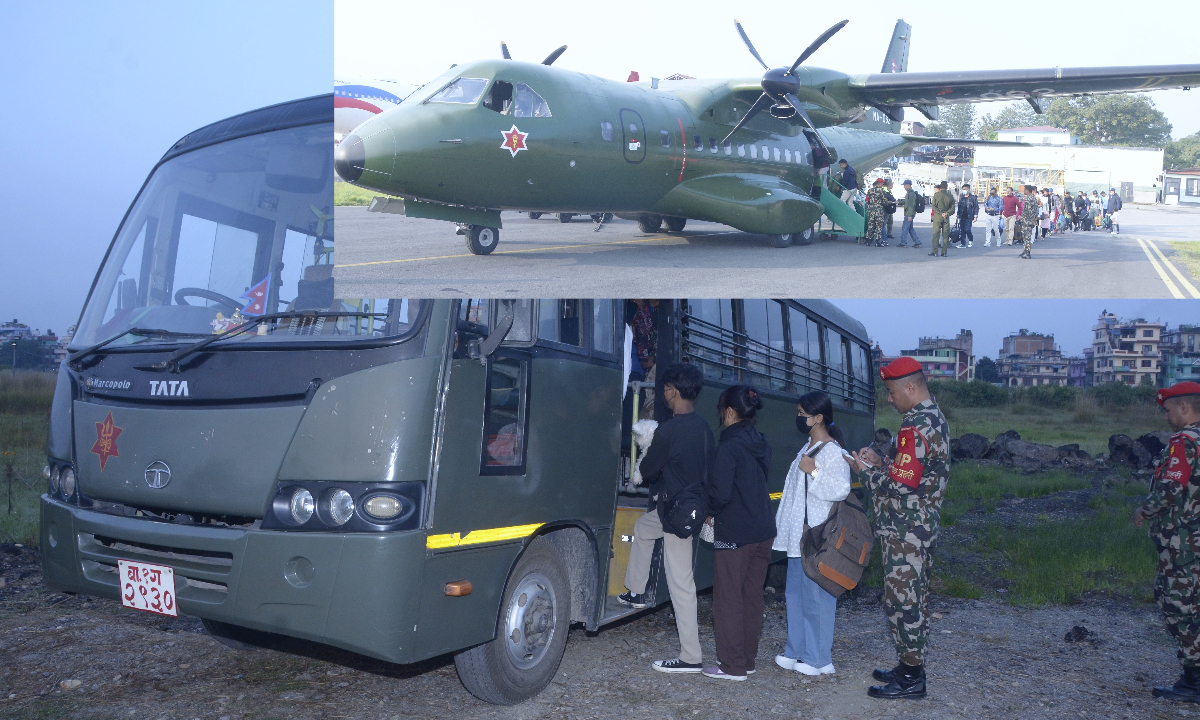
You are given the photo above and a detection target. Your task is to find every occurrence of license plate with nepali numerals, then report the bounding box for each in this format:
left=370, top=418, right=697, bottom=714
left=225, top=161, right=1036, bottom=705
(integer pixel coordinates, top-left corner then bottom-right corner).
left=118, top=559, right=177, bottom=617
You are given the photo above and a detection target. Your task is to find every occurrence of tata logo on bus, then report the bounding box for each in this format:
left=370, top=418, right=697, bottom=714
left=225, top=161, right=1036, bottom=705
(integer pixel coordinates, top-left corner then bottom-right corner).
left=144, top=461, right=172, bottom=489
left=149, top=380, right=190, bottom=397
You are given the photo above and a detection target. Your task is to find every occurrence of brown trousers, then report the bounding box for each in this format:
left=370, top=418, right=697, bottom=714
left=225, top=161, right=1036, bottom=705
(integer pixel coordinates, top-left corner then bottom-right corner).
left=712, top=538, right=774, bottom=676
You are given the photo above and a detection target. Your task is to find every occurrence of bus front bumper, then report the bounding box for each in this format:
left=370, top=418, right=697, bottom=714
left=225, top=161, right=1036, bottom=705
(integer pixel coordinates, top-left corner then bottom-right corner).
left=40, top=496, right=426, bottom=664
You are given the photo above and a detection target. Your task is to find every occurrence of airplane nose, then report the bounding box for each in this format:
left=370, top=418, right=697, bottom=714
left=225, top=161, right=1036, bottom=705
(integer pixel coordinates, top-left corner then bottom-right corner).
left=334, top=133, right=366, bottom=183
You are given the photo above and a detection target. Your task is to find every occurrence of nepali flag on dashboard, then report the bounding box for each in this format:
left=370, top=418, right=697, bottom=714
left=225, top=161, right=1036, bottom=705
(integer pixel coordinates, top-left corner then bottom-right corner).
left=239, top=274, right=271, bottom=316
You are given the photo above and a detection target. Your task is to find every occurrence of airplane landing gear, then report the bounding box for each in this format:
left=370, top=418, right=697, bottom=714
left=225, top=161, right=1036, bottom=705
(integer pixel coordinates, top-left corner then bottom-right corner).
left=558, top=213, right=574, bottom=223
left=466, top=225, right=499, bottom=255
left=664, top=217, right=686, bottom=232
left=528, top=212, right=543, bottom=220
left=792, top=226, right=816, bottom=246
left=767, top=233, right=792, bottom=248
left=637, top=214, right=662, bottom=233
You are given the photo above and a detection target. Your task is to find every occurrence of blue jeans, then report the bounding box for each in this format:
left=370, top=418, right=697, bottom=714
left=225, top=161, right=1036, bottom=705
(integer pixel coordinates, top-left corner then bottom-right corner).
left=899, top=217, right=919, bottom=245
left=783, top=557, right=838, bottom=668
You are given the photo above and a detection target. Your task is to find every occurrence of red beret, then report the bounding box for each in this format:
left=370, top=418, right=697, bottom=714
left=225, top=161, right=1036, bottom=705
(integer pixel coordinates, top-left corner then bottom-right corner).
left=880, top=356, right=924, bottom=381
left=874, top=177, right=885, bottom=184
left=1157, top=381, right=1200, bottom=406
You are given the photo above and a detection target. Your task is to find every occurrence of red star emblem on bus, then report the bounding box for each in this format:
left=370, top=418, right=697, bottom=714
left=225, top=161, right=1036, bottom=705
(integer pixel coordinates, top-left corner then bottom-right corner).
left=90, top=411, right=123, bottom=472
left=500, top=125, right=528, bottom=157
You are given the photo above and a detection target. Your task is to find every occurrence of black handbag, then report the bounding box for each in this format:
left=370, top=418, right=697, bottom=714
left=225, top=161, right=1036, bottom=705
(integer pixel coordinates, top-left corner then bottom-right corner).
left=659, top=429, right=710, bottom=539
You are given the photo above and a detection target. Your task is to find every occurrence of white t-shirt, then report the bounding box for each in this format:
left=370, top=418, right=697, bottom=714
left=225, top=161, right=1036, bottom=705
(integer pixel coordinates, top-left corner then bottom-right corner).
left=772, top=440, right=851, bottom=558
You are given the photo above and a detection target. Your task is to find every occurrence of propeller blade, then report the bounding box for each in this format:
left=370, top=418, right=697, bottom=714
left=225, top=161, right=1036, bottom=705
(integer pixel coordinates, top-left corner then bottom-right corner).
left=721, top=92, right=773, bottom=145
left=734, top=20, right=770, bottom=71
left=788, top=19, right=848, bottom=73
left=542, top=45, right=567, bottom=66
left=783, top=93, right=831, bottom=158
left=501, top=41, right=512, bottom=60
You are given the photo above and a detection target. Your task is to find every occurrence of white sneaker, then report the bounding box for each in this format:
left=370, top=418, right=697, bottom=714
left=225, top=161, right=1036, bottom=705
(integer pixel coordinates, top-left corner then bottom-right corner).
left=775, top=655, right=797, bottom=671
left=984, top=241, right=991, bottom=247
left=968, top=241, right=973, bottom=247
left=794, top=662, right=823, bottom=675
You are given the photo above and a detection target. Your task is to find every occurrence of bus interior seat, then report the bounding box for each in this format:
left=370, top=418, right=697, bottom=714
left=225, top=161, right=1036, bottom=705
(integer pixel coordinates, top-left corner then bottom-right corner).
left=293, top=264, right=335, bottom=310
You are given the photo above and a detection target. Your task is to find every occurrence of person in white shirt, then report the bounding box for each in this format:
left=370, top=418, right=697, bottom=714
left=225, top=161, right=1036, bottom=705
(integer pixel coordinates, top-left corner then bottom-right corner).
left=773, top=390, right=852, bottom=676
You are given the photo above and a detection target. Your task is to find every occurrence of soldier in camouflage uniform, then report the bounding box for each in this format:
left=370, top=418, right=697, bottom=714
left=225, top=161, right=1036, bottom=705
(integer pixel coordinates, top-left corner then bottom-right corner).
left=1017, top=184, right=1039, bottom=259
left=851, top=356, right=950, bottom=700
left=1135, top=381, right=1200, bottom=703
left=865, top=178, right=889, bottom=247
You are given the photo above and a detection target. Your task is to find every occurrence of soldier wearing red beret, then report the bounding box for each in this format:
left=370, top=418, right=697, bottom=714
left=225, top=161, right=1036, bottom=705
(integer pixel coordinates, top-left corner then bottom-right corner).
left=1135, top=382, right=1200, bottom=703
left=849, top=357, right=950, bottom=699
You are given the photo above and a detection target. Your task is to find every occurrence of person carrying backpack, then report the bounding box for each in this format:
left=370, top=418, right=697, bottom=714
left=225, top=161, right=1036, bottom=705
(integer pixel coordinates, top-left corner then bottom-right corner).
left=897, top=179, right=922, bottom=248
left=701, top=385, right=776, bottom=681
left=618, top=362, right=715, bottom=674
left=1108, top=188, right=1124, bottom=235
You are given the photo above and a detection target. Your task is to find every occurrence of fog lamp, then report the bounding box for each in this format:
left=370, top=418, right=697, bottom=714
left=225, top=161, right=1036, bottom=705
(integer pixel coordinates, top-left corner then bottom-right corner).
left=290, top=487, right=314, bottom=524
left=61, top=467, right=76, bottom=499
left=328, top=489, right=355, bottom=526
left=363, top=495, right=402, bottom=520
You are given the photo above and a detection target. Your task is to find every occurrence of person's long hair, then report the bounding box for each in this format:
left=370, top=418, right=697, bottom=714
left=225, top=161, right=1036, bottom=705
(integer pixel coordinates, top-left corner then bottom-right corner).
left=798, top=390, right=845, bottom=446
left=718, top=384, right=764, bottom=425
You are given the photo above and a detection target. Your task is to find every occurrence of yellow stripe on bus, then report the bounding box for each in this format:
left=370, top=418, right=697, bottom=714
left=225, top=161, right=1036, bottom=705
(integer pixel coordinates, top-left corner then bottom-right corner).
left=426, top=523, right=545, bottom=549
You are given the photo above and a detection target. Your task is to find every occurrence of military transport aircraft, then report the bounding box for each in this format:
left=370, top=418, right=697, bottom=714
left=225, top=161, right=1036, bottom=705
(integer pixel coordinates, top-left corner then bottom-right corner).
left=334, top=18, right=1200, bottom=254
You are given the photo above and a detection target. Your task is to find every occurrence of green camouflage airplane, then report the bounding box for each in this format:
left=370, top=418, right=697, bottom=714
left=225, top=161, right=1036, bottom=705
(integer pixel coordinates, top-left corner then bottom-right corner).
left=335, top=19, right=1200, bottom=254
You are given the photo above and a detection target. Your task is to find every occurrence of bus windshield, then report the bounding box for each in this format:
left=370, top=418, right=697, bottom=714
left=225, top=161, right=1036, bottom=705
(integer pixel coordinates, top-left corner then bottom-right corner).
left=73, top=123, right=416, bottom=349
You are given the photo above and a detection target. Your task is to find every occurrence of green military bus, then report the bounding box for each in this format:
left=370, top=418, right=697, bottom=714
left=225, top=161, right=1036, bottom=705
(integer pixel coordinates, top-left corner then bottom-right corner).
left=41, top=97, right=875, bottom=704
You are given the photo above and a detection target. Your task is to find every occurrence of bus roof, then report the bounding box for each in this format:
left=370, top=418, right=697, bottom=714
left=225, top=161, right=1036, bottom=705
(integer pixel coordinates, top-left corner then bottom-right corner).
left=792, top=300, right=869, bottom=345
left=159, top=94, right=333, bottom=166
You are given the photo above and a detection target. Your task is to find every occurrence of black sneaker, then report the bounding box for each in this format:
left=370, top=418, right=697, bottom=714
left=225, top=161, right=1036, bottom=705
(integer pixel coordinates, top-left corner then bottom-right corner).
left=653, top=658, right=704, bottom=673
left=617, top=591, right=650, bottom=609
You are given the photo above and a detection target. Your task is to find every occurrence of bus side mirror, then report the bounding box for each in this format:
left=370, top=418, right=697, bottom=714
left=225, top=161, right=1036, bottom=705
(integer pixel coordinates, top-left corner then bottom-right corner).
left=475, top=300, right=537, bottom=356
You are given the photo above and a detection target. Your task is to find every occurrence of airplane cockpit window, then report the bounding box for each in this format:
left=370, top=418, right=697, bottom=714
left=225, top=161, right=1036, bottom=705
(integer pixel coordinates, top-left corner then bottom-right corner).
left=512, top=83, right=551, bottom=118
left=483, top=80, right=513, bottom=113
left=428, top=77, right=489, bottom=105
left=660, top=130, right=670, bottom=148
left=601, top=121, right=613, bottom=141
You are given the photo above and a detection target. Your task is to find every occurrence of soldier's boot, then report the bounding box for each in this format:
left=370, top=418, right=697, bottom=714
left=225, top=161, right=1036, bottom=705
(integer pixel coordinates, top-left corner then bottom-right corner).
left=872, top=665, right=900, bottom=683
left=1153, top=665, right=1200, bottom=703
left=868, top=662, right=926, bottom=699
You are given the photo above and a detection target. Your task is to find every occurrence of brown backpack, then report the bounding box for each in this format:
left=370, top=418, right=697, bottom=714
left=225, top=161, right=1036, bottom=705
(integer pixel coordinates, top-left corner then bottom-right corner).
left=800, top=444, right=875, bottom=598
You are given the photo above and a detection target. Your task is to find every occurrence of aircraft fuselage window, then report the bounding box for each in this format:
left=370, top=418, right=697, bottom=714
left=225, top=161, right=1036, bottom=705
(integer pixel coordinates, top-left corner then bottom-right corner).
left=483, top=80, right=513, bottom=114
left=429, top=77, right=489, bottom=105
left=774, top=147, right=781, bottom=162
left=749, top=144, right=757, bottom=159
left=785, top=149, right=791, bottom=163
left=724, top=141, right=732, bottom=155
left=601, top=121, right=613, bottom=141
left=760, top=145, right=768, bottom=160
left=694, top=135, right=703, bottom=151
left=709, top=138, right=717, bottom=153
left=513, top=82, right=551, bottom=117
left=737, top=142, right=745, bottom=157
left=660, top=130, right=670, bottom=148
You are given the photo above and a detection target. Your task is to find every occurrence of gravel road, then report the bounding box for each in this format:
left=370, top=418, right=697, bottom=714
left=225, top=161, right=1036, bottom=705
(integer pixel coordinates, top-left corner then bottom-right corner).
left=1, top=541, right=1196, bottom=720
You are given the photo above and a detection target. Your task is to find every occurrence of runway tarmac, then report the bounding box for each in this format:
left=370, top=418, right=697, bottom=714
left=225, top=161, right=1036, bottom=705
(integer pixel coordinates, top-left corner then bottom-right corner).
left=333, top=203, right=1200, bottom=299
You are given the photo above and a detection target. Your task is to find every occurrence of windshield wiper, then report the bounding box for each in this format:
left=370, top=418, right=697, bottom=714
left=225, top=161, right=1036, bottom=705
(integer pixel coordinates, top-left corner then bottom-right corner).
left=67, top=327, right=209, bottom=370
left=136, top=310, right=389, bottom=372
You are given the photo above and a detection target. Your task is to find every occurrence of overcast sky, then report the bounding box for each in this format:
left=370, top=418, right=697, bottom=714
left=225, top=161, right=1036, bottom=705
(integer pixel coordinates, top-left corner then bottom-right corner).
left=833, top=299, right=1197, bottom=359
left=1, top=2, right=331, bottom=336
left=336, top=0, right=1200, bottom=138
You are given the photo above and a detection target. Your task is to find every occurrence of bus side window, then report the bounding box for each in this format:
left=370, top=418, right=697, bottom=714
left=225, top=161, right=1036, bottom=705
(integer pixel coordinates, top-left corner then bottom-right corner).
left=538, top=299, right=583, bottom=347
left=481, top=354, right=529, bottom=475
left=592, top=300, right=615, bottom=355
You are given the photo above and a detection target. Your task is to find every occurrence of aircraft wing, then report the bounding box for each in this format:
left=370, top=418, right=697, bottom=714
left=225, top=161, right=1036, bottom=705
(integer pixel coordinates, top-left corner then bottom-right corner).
left=904, top=138, right=1033, bottom=147
left=850, top=64, right=1200, bottom=112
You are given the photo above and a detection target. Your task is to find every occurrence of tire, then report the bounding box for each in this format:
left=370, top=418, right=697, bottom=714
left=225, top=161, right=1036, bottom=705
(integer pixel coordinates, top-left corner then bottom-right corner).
left=602, top=213, right=613, bottom=223
left=590, top=213, right=603, bottom=222
left=792, top=226, right=816, bottom=246
left=767, top=233, right=792, bottom=248
left=558, top=213, right=574, bottom=223
left=664, top=217, right=686, bottom=232
left=528, top=212, right=543, bottom=220
left=201, top=618, right=276, bottom=651
left=454, top=537, right=571, bottom=705
left=465, top=225, right=499, bottom=255
left=637, top=214, right=662, bottom=233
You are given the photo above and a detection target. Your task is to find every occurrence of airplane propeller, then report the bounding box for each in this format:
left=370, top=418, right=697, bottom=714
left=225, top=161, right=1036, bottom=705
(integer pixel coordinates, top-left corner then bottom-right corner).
left=500, top=41, right=569, bottom=66
left=722, top=19, right=848, bottom=164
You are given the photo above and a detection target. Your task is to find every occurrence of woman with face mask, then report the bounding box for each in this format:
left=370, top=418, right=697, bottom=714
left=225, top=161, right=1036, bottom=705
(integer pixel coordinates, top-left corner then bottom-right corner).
left=772, top=390, right=852, bottom=676
left=701, top=384, right=776, bottom=682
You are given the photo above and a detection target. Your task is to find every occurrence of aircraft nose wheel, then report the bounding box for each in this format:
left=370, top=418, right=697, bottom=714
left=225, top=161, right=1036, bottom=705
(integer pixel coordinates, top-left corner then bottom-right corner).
left=466, top=225, right=499, bottom=255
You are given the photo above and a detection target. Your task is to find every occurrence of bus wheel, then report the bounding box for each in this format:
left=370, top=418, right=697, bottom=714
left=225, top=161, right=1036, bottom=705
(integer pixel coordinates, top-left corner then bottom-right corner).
left=558, top=213, right=574, bottom=223
left=792, top=226, right=816, bottom=246
left=454, top=538, right=571, bottom=705
left=528, top=212, right=543, bottom=220
left=637, top=214, right=662, bottom=233
left=665, top=217, right=686, bottom=232
left=201, top=618, right=276, bottom=651
left=767, top=233, right=792, bottom=248
left=465, top=225, right=499, bottom=255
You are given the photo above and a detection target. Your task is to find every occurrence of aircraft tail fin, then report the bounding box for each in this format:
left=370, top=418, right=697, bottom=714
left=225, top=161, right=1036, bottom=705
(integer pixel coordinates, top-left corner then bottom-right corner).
left=881, top=20, right=911, bottom=74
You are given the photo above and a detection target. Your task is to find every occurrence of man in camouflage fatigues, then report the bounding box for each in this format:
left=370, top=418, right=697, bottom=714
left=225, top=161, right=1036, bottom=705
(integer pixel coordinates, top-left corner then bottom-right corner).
left=1017, top=184, right=1039, bottom=259
left=929, top=181, right=955, bottom=257
left=1135, top=381, right=1200, bottom=703
left=852, top=356, right=950, bottom=700
left=865, top=178, right=889, bottom=247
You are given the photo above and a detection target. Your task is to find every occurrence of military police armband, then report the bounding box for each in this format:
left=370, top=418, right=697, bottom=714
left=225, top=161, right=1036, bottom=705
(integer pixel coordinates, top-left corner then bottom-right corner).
left=888, top=426, right=923, bottom=489
left=1164, top=436, right=1193, bottom=486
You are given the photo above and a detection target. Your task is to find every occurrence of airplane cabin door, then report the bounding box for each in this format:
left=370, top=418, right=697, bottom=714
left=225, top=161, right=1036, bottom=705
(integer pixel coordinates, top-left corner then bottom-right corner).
left=619, top=109, right=647, bottom=164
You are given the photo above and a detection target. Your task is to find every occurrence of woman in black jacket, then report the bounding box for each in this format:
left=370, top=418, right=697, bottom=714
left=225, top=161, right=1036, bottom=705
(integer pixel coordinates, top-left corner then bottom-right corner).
left=702, top=384, right=777, bottom=682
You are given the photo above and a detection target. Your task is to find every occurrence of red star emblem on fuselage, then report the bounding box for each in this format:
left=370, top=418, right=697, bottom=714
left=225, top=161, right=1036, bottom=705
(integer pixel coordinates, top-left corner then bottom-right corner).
left=500, top=125, right=528, bottom=157
left=90, top=411, right=123, bottom=472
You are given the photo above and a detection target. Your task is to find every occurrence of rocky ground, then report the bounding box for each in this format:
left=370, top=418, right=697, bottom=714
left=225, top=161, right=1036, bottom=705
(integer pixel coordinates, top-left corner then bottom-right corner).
left=0, top=540, right=1196, bottom=720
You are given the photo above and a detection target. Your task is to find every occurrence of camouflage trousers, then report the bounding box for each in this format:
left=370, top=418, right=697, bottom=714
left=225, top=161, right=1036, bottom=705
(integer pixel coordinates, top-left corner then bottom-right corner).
left=864, top=208, right=885, bottom=243
left=1155, top=568, right=1200, bottom=666
left=881, top=536, right=932, bottom=666
left=1019, top=220, right=1035, bottom=255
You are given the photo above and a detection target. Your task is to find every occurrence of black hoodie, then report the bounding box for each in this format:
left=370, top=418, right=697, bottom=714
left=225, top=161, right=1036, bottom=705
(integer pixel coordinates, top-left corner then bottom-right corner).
left=707, top=421, right=776, bottom=546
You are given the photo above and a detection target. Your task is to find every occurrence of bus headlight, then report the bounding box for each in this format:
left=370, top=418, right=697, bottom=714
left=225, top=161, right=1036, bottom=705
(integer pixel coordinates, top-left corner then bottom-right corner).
left=363, top=494, right=403, bottom=520
left=60, top=467, right=76, bottom=500
left=48, top=465, right=60, bottom=494
left=327, top=489, right=355, bottom=526
left=289, top=488, right=314, bottom=524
